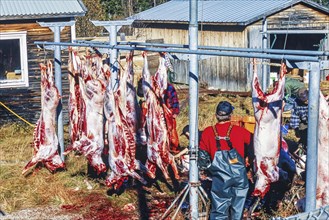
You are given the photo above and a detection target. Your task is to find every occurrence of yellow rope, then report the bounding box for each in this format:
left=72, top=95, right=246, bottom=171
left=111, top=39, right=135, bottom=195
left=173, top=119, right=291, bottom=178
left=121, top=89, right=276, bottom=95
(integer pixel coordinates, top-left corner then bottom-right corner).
left=0, top=101, right=35, bottom=127
left=249, top=60, right=282, bottom=67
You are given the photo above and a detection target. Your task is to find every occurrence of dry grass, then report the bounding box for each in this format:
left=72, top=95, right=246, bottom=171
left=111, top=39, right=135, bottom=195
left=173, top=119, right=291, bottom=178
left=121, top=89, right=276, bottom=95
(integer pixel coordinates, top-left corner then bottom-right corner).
left=176, top=91, right=255, bottom=147
left=0, top=92, right=302, bottom=219
left=0, top=123, right=132, bottom=216
left=1, top=125, right=72, bottom=210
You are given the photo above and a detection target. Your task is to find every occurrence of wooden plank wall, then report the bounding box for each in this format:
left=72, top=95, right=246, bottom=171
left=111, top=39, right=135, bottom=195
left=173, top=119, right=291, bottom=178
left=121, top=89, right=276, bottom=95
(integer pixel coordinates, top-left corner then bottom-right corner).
left=265, top=4, right=329, bottom=28
left=247, top=25, right=263, bottom=92
left=0, top=20, right=71, bottom=125
left=133, top=26, right=250, bottom=92
left=250, top=3, right=329, bottom=82
left=132, top=3, right=329, bottom=92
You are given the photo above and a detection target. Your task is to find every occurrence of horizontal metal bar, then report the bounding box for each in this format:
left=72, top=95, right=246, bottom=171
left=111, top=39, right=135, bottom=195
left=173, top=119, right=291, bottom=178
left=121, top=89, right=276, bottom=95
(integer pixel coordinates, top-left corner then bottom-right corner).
left=264, top=29, right=329, bottom=34
left=37, top=21, right=75, bottom=27
left=34, top=41, right=320, bottom=62
left=286, top=60, right=311, bottom=70
left=76, top=40, right=329, bottom=56
left=91, top=20, right=134, bottom=27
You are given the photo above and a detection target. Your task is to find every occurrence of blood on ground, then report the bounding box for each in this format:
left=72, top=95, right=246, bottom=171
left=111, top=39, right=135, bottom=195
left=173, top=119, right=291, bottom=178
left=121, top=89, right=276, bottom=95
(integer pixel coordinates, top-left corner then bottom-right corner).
left=61, top=192, right=135, bottom=220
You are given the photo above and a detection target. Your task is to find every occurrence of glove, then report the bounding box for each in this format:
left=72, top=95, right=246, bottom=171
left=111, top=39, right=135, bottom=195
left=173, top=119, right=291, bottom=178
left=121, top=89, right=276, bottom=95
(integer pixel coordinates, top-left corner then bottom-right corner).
left=198, top=150, right=211, bottom=171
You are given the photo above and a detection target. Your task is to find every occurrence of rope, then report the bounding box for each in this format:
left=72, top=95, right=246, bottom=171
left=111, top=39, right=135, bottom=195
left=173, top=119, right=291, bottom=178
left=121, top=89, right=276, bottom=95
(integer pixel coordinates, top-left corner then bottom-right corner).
left=117, top=59, right=125, bottom=71
left=249, top=61, right=282, bottom=67
left=282, top=4, right=293, bottom=61
left=283, top=4, right=293, bottom=50
left=190, top=181, right=202, bottom=187
left=3, top=107, right=30, bottom=133
left=0, top=101, right=34, bottom=127
left=43, top=45, right=47, bottom=64
left=200, top=0, right=204, bottom=45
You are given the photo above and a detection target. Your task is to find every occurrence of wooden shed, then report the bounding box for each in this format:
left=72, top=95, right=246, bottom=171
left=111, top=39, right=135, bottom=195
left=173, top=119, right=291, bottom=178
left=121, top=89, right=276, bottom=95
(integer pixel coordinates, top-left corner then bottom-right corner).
left=0, top=0, right=86, bottom=124
left=129, top=0, right=329, bottom=91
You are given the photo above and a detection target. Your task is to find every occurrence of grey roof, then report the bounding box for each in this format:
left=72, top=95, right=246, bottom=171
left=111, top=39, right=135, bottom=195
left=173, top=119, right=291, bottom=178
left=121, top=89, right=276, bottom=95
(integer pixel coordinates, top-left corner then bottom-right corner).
left=0, top=0, right=87, bottom=20
left=130, top=0, right=329, bottom=25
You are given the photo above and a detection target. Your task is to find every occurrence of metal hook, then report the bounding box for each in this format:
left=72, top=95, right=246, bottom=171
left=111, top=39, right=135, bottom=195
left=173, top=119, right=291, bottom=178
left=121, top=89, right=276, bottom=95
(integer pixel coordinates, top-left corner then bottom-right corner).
left=43, top=45, right=47, bottom=64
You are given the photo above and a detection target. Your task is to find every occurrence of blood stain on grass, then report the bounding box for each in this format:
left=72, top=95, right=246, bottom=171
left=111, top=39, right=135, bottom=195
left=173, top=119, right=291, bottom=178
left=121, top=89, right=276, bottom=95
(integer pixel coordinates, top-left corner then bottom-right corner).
left=148, top=196, right=176, bottom=218
left=61, top=192, right=136, bottom=220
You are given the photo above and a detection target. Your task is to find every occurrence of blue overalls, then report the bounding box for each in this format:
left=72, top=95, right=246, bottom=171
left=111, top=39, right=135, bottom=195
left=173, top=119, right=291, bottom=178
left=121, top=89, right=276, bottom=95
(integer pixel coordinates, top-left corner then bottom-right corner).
left=209, top=124, right=249, bottom=220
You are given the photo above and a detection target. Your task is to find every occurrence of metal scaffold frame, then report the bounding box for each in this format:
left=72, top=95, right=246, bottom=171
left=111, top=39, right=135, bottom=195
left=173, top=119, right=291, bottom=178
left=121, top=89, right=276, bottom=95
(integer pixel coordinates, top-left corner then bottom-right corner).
left=34, top=0, right=327, bottom=218
left=37, top=20, right=76, bottom=161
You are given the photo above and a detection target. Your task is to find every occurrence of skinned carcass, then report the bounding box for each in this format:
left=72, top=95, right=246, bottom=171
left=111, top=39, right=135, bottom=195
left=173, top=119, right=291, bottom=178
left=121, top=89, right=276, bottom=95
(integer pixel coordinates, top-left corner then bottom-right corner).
left=156, top=53, right=180, bottom=151
left=68, top=49, right=82, bottom=144
left=123, top=51, right=148, bottom=167
left=316, top=91, right=329, bottom=207
left=122, top=51, right=137, bottom=167
left=65, top=53, right=107, bottom=174
left=142, top=52, right=179, bottom=180
left=251, top=61, right=286, bottom=198
left=104, top=52, right=148, bottom=190
left=22, top=61, right=65, bottom=175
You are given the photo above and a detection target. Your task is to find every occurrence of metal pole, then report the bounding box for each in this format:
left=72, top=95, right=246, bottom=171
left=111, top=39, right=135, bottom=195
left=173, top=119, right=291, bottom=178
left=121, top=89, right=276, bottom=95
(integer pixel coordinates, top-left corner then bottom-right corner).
left=305, top=61, right=321, bottom=211
left=189, top=0, right=199, bottom=219
left=262, top=17, right=268, bottom=90
left=54, top=26, right=64, bottom=161
left=110, top=25, right=119, bottom=90
left=34, top=41, right=321, bottom=62
left=112, top=41, right=329, bottom=56
left=90, top=21, right=133, bottom=90
left=70, top=21, right=76, bottom=43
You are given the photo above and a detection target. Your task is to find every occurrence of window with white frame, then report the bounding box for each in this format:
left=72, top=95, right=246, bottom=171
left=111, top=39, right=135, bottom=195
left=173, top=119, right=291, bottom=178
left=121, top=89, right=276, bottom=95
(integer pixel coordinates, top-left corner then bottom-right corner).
left=0, top=31, right=29, bottom=88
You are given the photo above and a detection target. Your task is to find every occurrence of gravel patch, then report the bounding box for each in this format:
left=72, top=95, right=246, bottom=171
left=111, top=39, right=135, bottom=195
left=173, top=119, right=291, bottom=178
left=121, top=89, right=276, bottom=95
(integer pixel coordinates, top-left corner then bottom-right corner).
left=0, top=206, right=82, bottom=220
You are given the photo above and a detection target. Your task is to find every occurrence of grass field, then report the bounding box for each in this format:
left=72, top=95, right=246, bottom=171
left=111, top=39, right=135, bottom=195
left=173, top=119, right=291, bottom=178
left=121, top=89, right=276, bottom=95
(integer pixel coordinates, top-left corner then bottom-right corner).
left=0, top=91, right=303, bottom=219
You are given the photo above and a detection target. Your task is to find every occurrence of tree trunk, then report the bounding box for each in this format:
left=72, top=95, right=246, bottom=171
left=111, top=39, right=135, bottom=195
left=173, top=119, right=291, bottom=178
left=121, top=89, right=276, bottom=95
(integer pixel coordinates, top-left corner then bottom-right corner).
left=121, top=0, right=126, bottom=16
left=128, top=0, right=134, bottom=17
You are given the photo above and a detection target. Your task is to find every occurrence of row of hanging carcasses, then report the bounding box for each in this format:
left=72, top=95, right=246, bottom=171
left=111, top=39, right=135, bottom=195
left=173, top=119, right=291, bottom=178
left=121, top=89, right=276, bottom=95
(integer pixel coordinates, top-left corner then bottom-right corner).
left=23, top=49, right=180, bottom=190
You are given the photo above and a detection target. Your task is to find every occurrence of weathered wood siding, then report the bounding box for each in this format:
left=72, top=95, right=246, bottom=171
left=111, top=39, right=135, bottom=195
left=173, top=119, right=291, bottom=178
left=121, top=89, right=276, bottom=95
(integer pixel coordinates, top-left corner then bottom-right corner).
left=265, top=3, right=329, bottom=28
left=0, top=19, right=72, bottom=125
left=247, top=3, right=329, bottom=85
left=133, top=23, right=250, bottom=91
left=132, top=3, right=329, bottom=92
left=246, top=25, right=263, bottom=91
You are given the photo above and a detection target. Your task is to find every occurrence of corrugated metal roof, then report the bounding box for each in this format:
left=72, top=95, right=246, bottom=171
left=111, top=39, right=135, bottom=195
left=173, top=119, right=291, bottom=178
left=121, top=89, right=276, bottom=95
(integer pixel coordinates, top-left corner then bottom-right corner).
left=130, top=0, right=329, bottom=25
left=0, top=0, right=86, bottom=20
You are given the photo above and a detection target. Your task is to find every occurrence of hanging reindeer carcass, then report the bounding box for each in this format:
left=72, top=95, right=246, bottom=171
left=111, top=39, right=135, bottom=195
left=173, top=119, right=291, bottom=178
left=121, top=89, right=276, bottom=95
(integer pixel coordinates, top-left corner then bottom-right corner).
left=104, top=52, right=149, bottom=189
left=67, top=49, right=82, bottom=144
left=251, top=61, right=286, bottom=198
left=316, top=91, right=329, bottom=207
left=65, top=53, right=107, bottom=174
left=142, top=52, right=180, bottom=180
left=22, top=61, right=65, bottom=175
